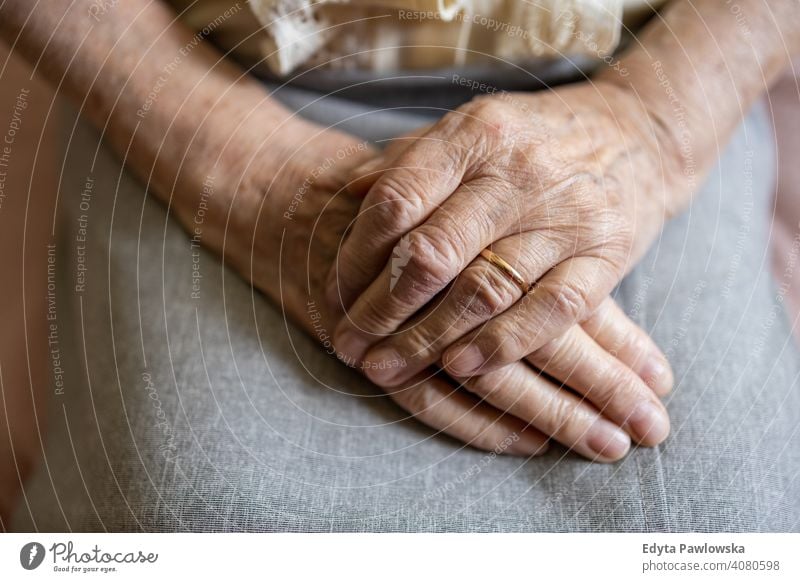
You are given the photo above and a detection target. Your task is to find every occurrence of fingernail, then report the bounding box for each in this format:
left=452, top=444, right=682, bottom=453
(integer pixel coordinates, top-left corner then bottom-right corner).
left=643, top=357, right=674, bottom=394
left=335, top=329, right=370, bottom=367
left=444, top=344, right=485, bottom=376
left=363, top=347, right=407, bottom=386
left=587, top=419, right=631, bottom=460
left=507, top=431, right=549, bottom=457
left=628, top=401, right=670, bottom=445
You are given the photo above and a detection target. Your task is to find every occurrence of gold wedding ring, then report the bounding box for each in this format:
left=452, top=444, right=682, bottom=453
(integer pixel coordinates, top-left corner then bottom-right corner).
left=479, top=249, right=532, bottom=295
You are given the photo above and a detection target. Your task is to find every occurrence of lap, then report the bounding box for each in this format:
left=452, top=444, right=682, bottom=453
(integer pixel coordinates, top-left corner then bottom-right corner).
left=12, top=97, right=800, bottom=532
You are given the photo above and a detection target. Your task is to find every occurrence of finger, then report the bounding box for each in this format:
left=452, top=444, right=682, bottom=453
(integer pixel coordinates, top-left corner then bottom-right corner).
left=581, top=298, right=674, bottom=396
left=386, top=374, right=550, bottom=456
left=326, top=134, right=469, bottom=311
left=460, top=362, right=632, bottom=462
left=442, top=255, right=620, bottom=377
left=526, top=326, right=670, bottom=446
left=327, top=103, right=508, bottom=314
left=332, top=177, right=516, bottom=364
left=361, top=232, right=563, bottom=387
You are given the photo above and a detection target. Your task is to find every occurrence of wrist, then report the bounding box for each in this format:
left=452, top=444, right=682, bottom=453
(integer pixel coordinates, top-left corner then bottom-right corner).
left=593, top=73, right=696, bottom=220
left=168, top=82, right=374, bottom=266
left=156, top=78, right=322, bottom=230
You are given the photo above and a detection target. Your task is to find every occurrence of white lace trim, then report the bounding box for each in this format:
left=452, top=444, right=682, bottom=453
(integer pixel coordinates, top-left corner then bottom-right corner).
left=249, top=0, right=625, bottom=75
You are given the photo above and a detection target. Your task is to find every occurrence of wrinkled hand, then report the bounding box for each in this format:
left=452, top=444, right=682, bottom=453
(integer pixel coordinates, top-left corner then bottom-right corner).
left=207, top=123, right=668, bottom=461
left=327, top=81, right=677, bottom=447
left=205, top=130, right=544, bottom=457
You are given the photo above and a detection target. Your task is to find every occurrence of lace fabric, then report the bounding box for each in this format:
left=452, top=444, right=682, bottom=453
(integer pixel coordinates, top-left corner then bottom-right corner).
left=170, top=0, right=663, bottom=76
left=254, top=0, right=625, bottom=74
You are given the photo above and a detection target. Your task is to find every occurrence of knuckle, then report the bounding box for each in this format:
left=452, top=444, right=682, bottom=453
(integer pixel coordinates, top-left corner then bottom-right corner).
left=465, top=423, right=508, bottom=452
left=459, top=98, right=509, bottom=145
left=542, top=396, right=582, bottom=441
left=351, top=295, right=397, bottom=334
left=393, top=326, right=439, bottom=362
left=465, top=96, right=504, bottom=124
left=495, top=319, right=532, bottom=362
left=590, top=364, right=641, bottom=411
left=355, top=305, right=383, bottom=331
left=609, top=216, right=635, bottom=245
left=460, top=96, right=493, bottom=120
left=618, top=333, right=650, bottom=364
left=552, top=171, right=599, bottom=212
left=581, top=205, right=634, bottom=254
left=368, top=176, right=427, bottom=235
left=467, top=365, right=517, bottom=401
left=399, top=228, right=461, bottom=296
left=572, top=171, right=603, bottom=195
left=600, top=217, right=635, bottom=256
left=473, top=321, right=528, bottom=368
left=530, top=332, right=580, bottom=373
left=464, top=372, right=493, bottom=399
left=536, top=280, right=589, bottom=325
left=456, top=265, right=517, bottom=320
left=549, top=333, right=581, bottom=363
left=528, top=338, right=559, bottom=366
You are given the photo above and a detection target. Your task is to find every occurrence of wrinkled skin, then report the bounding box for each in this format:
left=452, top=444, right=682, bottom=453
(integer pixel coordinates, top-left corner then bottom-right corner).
left=192, top=120, right=672, bottom=462
left=328, top=80, right=681, bottom=448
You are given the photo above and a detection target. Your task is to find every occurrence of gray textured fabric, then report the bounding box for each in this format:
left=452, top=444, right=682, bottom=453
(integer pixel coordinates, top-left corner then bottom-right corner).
left=11, top=90, right=800, bottom=532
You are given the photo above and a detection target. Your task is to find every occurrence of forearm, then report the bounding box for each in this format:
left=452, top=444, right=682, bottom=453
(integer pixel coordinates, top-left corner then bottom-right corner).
left=0, top=0, right=319, bottom=221
left=599, top=0, right=800, bottom=218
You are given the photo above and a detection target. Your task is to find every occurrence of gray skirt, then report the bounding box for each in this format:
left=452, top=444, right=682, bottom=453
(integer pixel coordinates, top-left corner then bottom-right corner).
left=12, top=85, right=800, bottom=532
